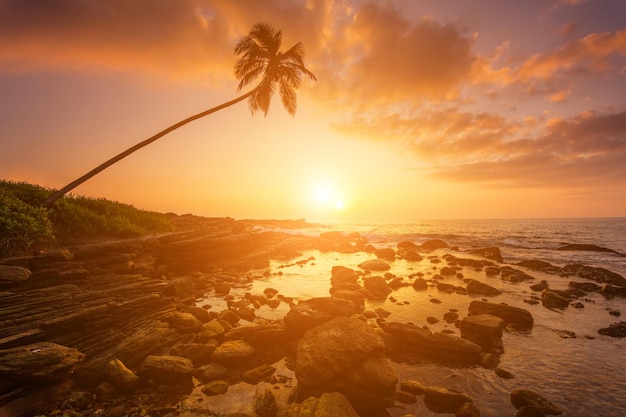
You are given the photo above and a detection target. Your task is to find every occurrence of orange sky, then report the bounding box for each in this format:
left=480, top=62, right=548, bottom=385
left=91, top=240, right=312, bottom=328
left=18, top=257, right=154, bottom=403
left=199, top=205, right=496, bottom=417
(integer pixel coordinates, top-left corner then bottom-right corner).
left=1, top=0, right=625, bottom=222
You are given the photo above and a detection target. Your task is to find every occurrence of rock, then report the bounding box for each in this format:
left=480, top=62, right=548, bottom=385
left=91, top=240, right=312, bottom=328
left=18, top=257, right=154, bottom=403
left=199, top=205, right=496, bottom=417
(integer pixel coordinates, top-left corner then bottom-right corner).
left=480, top=352, right=500, bottom=369
left=375, top=248, right=396, bottom=261
left=0, top=342, right=85, bottom=382
left=0, top=265, right=31, bottom=286
left=568, top=281, right=602, bottom=293
left=495, top=367, right=515, bottom=379
left=383, top=322, right=482, bottom=364
left=284, top=392, right=360, bottom=417
left=295, top=317, right=397, bottom=414
left=199, top=319, right=226, bottom=339
left=598, top=321, right=626, bottom=338
left=138, top=355, right=194, bottom=385
left=242, top=364, right=276, bottom=384
left=510, top=389, right=564, bottom=415
left=363, top=275, right=392, bottom=299
left=467, top=247, right=503, bottom=262
left=456, top=402, right=481, bottom=417
left=201, top=380, right=229, bottom=395
left=557, top=243, right=624, bottom=256
left=105, top=359, right=139, bottom=393
left=164, top=312, right=204, bottom=333
left=561, top=264, right=626, bottom=287
left=460, top=314, right=505, bottom=351
left=423, top=385, right=473, bottom=413
left=358, top=259, right=391, bottom=271
left=466, top=279, right=502, bottom=296
left=218, top=309, right=241, bottom=325
left=331, top=266, right=359, bottom=287
left=419, top=239, right=448, bottom=251
left=195, top=363, right=227, bottom=382
left=541, top=290, right=570, bottom=309
left=284, top=297, right=359, bottom=335
left=400, top=380, right=428, bottom=395
left=412, top=277, right=428, bottom=290
left=485, top=266, right=501, bottom=276
left=468, top=301, right=534, bottom=329
left=443, top=311, right=459, bottom=323
left=170, top=341, right=217, bottom=366
left=516, top=405, right=546, bottom=417
left=530, top=280, right=549, bottom=292
left=212, top=340, right=255, bottom=364
left=440, top=266, right=456, bottom=276
left=254, top=387, right=278, bottom=417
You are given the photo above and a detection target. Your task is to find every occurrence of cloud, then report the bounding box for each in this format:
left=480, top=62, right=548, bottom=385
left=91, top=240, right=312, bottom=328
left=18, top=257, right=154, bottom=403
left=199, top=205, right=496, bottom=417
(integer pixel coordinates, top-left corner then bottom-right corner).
left=334, top=107, right=626, bottom=188
left=0, top=0, right=326, bottom=82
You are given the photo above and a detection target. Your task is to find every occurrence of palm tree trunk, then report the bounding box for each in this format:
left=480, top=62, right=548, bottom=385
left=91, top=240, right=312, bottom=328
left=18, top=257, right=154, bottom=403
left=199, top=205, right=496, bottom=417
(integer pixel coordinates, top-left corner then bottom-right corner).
left=42, top=89, right=255, bottom=208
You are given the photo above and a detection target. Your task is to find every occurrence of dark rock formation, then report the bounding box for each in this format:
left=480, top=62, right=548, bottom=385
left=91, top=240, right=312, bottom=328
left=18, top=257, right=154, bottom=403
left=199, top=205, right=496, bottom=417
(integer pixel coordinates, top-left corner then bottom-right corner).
left=510, top=389, right=564, bottom=415
left=460, top=314, right=505, bottom=351
left=598, top=321, right=626, bottom=338
left=295, top=317, right=398, bottom=415
left=468, top=301, right=534, bottom=329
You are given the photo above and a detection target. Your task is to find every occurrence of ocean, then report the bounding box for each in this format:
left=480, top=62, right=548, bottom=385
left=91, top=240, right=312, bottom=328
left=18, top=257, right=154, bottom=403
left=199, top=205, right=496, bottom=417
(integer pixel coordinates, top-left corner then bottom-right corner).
left=198, top=218, right=626, bottom=416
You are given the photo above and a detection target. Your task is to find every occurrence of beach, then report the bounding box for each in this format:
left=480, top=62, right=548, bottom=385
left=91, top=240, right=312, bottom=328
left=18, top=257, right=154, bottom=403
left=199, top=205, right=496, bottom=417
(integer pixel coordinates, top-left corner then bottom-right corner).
left=1, top=216, right=625, bottom=417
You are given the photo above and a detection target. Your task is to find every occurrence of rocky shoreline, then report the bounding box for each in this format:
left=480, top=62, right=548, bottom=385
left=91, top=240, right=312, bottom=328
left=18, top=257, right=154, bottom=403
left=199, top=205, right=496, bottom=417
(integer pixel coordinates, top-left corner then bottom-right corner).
left=1, top=216, right=625, bottom=417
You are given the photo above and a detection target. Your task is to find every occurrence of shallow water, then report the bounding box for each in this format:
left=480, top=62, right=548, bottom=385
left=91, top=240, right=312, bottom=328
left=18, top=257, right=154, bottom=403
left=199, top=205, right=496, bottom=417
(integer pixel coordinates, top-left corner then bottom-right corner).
left=196, top=219, right=626, bottom=416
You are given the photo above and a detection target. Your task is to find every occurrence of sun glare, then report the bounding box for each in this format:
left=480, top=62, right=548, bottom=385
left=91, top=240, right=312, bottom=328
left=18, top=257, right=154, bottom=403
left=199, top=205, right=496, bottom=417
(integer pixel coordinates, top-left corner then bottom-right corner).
left=312, top=184, right=345, bottom=211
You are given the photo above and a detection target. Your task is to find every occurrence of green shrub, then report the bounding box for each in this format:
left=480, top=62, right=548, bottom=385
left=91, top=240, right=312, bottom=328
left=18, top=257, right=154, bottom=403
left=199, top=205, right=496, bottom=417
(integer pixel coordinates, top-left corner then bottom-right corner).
left=0, top=180, right=175, bottom=256
left=0, top=192, right=55, bottom=258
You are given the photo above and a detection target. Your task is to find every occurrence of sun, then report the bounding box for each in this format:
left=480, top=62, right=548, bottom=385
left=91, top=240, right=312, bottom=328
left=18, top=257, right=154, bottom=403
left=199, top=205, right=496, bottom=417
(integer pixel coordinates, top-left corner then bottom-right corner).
left=312, top=184, right=346, bottom=211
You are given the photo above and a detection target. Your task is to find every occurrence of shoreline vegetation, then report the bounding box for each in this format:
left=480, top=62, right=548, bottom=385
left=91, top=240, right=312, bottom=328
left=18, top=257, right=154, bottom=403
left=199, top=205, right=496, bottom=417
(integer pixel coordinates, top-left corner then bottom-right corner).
left=1, top=181, right=625, bottom=416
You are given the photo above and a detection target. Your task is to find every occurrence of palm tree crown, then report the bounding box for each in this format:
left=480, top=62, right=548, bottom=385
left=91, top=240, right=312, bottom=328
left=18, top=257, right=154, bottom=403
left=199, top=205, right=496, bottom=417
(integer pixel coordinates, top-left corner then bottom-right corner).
left=235, top=23, right=317, bottom=116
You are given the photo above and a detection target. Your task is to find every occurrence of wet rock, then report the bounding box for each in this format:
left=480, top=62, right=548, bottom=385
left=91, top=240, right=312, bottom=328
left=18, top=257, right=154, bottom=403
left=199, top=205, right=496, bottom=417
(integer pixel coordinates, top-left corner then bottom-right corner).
left=295, top=317, right=397, bottom=414
left=358, top=259, right=391, bottom=272
left=557, top=243, right=624, bottom=256
left=330, top=266, right=359, bottom=288
left=363, top=275, right=392, bottom=300
left=164, top=312, right=203, bottom=333
left=495, top=367, right=515, bottom=379
left=440, top=266, right=456, bottom=276
left=510, top=389, right=563, bottom=415
left=201, top=380, right=229, bottom=396
left=456, top=402, right=481, bottom=417
left=105, top=359, right=139, bottom=393
left=254, top=387, right=278, bottom=417
left=400, top=380, right=428, bottom=395
left=170, top=341, right=217, bottom=366
left=199, top=319, right=226, bottom=339
left=284, top=297, right=359, bottom=335
left=138, top=355, right=194, bottom=385
left=467, top=247, right=503, bottom=263
left=242, top=364, right=276, bottom=384
left=443, top=311, right=459, bottom=323
left=419, top=239, right=448, bottom=251
left=284, top=392, right=360, bottom=417
left=485, top=266, right=501, bottom=276
left=530, top=280, right=549, bottom=292
left=561, top=264, right=626, bottom=287
left=212, top=340, right=255, bottom=364
left=598, top=321, right=626, bottom=338
left=468, top=301, right=534, bottom=329
left=383, top=322, right=482, bottom=364
left=195, top=363, right=227, bottom=382
left=331, top=289, right=365, bottom=311
left=423, top=385, right=473, bottom=413
left=568, top=281, right=602, bottom=293
left=375, top=248, right=396, bottom=262
left=541, top=290, right=570, bottom=309
left=480, top=352, right=500, bottom=369
left=516, top=405, right=546, bottom=417
left=0, top=342, right=85, bottom=382
left=399, top=249, right=423, bottom=261
left=466, top=279, right=502, bottom=296
left=460, top=314, right=504, bottom=351
left=412, top=277, right=428, bottom=290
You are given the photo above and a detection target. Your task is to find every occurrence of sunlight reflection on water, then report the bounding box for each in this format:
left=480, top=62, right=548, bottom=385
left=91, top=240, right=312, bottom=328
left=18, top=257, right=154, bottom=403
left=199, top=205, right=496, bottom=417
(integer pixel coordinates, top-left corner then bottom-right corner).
left=198, top=243, right=626, bottom=417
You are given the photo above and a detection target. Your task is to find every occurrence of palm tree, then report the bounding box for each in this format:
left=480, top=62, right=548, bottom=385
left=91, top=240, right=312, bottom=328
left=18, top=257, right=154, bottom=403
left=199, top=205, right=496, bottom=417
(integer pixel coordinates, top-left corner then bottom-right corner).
left=42, top=23, right=316, bottom=208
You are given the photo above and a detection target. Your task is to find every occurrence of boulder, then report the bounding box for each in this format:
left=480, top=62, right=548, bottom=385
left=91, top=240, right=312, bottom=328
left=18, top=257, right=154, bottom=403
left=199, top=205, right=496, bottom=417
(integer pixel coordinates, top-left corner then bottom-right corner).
left=468, top=247, right=503, bottom=263
left=382, top=322, right=482, bottom=364
left=598, top=321, right=626, bottom=338
left=363, top=276, right=392, bottom=300
left=195, top=363, right=227, bottom=383
left=164, top=312, right=203, bottom=333
left=419, top=239, right=448, bottom=251
left=170, top=341, right=217, bottom=366
left=460, top=314, right=505, bottom=351
left=412, top=277, right=428, bottom=290
left=468, top=301, right=534, bottom=329
left=466, top=279, right=502, bottom=296
left=0, top=265, right=31, bottom=286
left=284, top=392, right=360, bottom=417
left=295, top=317, right=397, bottom=414
left=331, top=266, right=359, bottom=288
left=0, top=342, right=85, bottom=382
left=510, top=389, right=563, bottom=415
left=375, top=248, right=396, bottom=262
left=423, top=385, right=473, bottom=413
left=285, top=297, right=359, bottom=335
left=105, top=359, right=139, bottom=393
left=212, top=340, right=255, bottom=364
left=358, top=259, right=391, bottom=272
left=138, top=355, right=194, bottom=385
left=541, top=290, right=570, bottom=309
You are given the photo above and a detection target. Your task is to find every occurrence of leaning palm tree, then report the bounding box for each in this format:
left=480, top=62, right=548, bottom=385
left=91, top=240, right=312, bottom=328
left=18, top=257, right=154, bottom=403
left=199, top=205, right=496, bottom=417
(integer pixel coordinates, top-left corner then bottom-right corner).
left=42, top=23, right=316, bottom=207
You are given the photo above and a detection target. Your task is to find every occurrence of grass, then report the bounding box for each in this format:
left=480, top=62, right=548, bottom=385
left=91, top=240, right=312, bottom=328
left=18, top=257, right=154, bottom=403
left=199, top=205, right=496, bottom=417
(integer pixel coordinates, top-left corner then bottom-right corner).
left=0, top=180, right=175, bottom=258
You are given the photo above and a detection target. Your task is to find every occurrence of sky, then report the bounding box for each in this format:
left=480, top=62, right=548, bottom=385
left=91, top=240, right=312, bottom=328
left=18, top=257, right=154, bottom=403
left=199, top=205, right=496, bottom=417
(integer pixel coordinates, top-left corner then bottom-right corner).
left=0, top=0, right=625, bottom=222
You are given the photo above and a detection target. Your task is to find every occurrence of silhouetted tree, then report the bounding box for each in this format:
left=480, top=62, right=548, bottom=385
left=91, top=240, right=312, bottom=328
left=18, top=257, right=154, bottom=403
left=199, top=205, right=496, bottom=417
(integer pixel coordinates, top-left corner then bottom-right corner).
left=43, top=23, right=316, bottom=207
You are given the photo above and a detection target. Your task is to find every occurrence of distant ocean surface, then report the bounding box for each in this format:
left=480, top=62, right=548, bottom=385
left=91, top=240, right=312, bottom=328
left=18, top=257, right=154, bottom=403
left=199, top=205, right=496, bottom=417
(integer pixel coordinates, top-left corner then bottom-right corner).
left=291, top=217, right=626, bottom=277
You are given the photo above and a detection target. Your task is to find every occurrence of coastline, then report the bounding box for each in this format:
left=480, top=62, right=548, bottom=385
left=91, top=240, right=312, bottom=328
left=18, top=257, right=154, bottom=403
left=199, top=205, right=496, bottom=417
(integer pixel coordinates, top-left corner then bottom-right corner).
left=0, top=216, right=625, bottom=416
